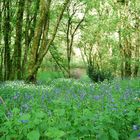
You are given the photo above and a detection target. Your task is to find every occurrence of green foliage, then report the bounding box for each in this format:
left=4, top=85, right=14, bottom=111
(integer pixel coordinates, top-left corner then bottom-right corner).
left=87, top=66, right=113, bottom=82
left=27, top=130, right=40, bottom=140
left=0, top=79, right=140, bottom=139
left=37, top=71, right=64, bottom=81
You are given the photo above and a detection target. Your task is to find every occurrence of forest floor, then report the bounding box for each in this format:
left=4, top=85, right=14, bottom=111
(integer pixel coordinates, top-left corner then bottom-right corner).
left=0, top=78, right=140, bottom=140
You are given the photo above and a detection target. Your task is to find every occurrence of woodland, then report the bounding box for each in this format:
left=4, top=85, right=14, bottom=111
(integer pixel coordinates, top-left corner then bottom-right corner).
left=0, top=0, right=139, bottom=82
left=0, top=0, right=140, bottom=140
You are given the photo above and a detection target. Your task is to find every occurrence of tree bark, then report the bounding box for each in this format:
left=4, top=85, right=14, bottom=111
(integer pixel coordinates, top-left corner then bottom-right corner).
left=134, top=22, right=140, bottom=77
left=13, top=0, right=25, bottom=80
left=26, top=0, right=70, bottom=82
left=22, top=0, right=40, bottom=79
left=124, top=38, right=132, bottom=77
left=0, top=1, right=3, bottom=81
left=118, top=30, right=124, bottom=79
left=0, top=48, right=4, bottom=81
left=3, top=1, right=11, bottom=80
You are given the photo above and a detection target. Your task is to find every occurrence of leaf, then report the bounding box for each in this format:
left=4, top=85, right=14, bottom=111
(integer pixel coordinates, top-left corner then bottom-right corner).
left=109, top=129, right=119, bottom=140
left=19, top=113, right=30, bottom=120
left=97, top=132, right=109, bottom=140
left=45, top=127, right=65, bottom=138
left=35, top=111, right=45, bottom=119
left=27, top=130, right=40, bottom=140
left=54, top=109, right=65, bottom=116
left=129, top=131, right=140, bottom=140
left=12, top=108, right=20, bottom=114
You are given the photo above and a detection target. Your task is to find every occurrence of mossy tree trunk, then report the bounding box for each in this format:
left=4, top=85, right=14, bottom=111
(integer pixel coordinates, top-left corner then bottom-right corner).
left=0, top=1, right=3, bottom=81
left=26, top=0, right=70, bottom=83
left=12, top=0, right=25, bottom=80
left=3, top=1, right=11, bottom=81
left=22, top=0, right=40, bottom=79
left=134, top=20, right=140, bottom=77
left=0, top=48, right=4, bottom=81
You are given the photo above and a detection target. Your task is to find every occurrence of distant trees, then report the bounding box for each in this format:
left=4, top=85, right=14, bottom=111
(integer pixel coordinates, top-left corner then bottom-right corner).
left=0, top=0, right=139, bottom=82
left=117, top=1, right=140, bottom=78
left=79, top=0, right=140, bottom=80
left=59, top=0, right=86, bottom=77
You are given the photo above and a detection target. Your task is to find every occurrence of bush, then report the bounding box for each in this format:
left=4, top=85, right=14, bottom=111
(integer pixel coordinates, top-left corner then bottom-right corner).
left=87, top=66, right=113, bottom=82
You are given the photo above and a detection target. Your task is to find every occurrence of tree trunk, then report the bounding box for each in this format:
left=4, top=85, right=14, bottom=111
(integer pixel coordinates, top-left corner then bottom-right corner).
left=134, top=44, right=139, bottom=77
left=0, top=48, right=4, bottom=81
left=0, top=2, right=3, bottom=81
left=22, top=0, right=40, bottom=79
left=134, top=26, right=140, bottom=77
left=124, top=38, right=132, bottom=77
left=3, top=1, right=11, bottom=80
left=118, top=30, right=125, bottom=79
left=26, top=0, right=70, bottom=83
left=13, top=0, right=25, bottom=80
left=27, top=0, right=50, bottom=82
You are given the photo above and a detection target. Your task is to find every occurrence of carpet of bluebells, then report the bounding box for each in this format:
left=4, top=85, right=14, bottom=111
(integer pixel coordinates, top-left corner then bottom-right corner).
left=0, top=78, right=140, bottom=140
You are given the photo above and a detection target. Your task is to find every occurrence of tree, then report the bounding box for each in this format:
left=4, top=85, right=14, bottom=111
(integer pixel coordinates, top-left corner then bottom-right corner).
left=79, top=0, right=140, bottom=79
left=26, top=0, right=70, bottom=82
left=0, top=0, right=139, bottom=82
left=12, top=0, right=25, bottom=80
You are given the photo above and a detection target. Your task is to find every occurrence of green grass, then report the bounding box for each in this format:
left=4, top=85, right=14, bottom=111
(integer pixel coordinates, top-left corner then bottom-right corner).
left=0, top=78, right=140, bottom=140
left=37, top=71, right=64, bottom=81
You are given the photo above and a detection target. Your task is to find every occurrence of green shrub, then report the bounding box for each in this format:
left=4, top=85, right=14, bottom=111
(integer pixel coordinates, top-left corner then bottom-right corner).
left=87, top=66, right=113, bottom=82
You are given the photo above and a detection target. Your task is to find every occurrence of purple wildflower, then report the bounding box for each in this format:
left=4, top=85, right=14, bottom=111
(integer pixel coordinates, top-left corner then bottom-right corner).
left=115, top=84, right=120, bottom=91
left=80, top=93, right=86, bottom=100
left=94, top=95, right=100, bottom=100
left=111, top=107, right=118, bottom=111
left=7, top=111, right=13, bottom=118
left=21, top=104, right=29, bottom=112
left=13, top=95, right=18, bottom=100
left=133, top=125, right=139, bottom=130
left=20, top=120, right=29, bottom=124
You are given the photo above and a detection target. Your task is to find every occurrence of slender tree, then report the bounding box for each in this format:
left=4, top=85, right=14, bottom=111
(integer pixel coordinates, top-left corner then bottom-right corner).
left=0, top=1, right=3, bottom=81
left=66, top=1, right=86, bottom=77
left=3, top=0, right=11, bottom=80
left=12, top=0, right=25, bottom=80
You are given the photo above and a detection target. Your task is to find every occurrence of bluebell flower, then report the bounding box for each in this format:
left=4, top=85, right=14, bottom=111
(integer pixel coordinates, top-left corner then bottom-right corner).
left=24, top=94, right=32, bottom=100
left=21, top=104, right=29, bottom=112
left=13, top=95, right=18, bottom=100
left=80, top=93, right=86, bottom=100
left=111, top=98, right=115, bottom=103
left=7, top=111, right=13, bottom=118
left=138, top=133, right=140, bottom=137
left=111, top=107, right=118, bottom=111
left=48, top=110, right=52, bottom=116
left=133, top=125, right=139, bottom=130
left=53, top=88, right=61, bottom=94
left=123, top=109, right=128, bottom=114
left=94, top=95, right=100, bottom=100
left=41, top=95, right=45, bottom=101
left=20, top=120, right=29, bottom=124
